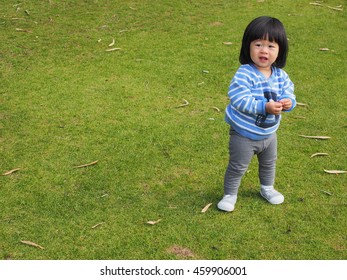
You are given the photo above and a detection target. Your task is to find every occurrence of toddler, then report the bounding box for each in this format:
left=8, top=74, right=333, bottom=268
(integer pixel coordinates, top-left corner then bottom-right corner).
left=218, top=16, right=296, bottom=212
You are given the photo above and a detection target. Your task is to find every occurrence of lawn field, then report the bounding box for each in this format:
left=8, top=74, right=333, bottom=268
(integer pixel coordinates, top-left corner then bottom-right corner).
left=0, top=0, right=346, bottom=260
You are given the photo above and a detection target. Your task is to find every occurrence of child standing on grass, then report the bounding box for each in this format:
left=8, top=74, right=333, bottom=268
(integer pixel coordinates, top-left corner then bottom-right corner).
left=217, top=16, right=296, bottom=212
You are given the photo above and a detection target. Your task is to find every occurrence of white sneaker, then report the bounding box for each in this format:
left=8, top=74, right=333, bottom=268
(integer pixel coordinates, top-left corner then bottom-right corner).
left=217, top=195, right=237, bottom=212
left=260, top=187, right=284, bottom=204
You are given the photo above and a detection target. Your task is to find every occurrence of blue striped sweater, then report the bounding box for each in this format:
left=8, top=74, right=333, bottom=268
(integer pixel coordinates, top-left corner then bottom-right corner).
left=225, top=64, right=296, bottom=140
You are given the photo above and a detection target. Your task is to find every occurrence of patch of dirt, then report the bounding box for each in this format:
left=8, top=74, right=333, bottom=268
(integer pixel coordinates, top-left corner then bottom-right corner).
left=166, top=245, right=195, bottom=259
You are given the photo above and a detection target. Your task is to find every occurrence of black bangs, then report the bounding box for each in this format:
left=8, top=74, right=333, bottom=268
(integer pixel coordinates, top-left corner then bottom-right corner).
left=239, top=16, right=289, bottom=68
left=249, top=18, right=286, bottom=43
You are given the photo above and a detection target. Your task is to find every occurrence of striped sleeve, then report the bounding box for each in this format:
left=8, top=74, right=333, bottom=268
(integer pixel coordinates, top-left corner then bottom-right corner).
left=278, top=69, right=296, bottom=112
left=228, top=67, right=266, bottom=116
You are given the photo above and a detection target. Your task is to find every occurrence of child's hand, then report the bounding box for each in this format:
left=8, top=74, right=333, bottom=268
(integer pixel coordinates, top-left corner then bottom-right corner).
left=279, top=98, right=292, bottom=110
left=265, top=100, right=283, bottom=115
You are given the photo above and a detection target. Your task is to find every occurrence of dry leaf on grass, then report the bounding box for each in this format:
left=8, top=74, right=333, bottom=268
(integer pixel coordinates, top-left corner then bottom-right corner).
left=20, top=240, right=44, bottom=250
left=106, top=47, right=121, bottom=52
left=296, top=102, right=309, bottom=107
left=209, top=21, right=223, bottom=26
left=92, top=222, right=105, bottom=229
left=310, top=153, right=329, bottom=158
left=167, top=245, right=195, bottom=258
left=299, top=135, right=331, bottom=140
left=327, top=6, right=343, bottom=11
left=2, top=168, right=20, bottom=176
left=309, top=2, right=323, bottom=6
left=211, top=106, right=221, bottom=112
left=309, top=2, right=343, bottom=11
left=223, top=42, right=233, bottom=45
left=324, top=170, right=347, bottom=174
left=201, top=203, right=213, bottom=213
left=15, top=28, right=32, bottom=33
left=74, top=160, right=98, bottom=168
left=321, top=190, right=333, bottom=196
left=175, top=99, right=189, bottom=108
left=147, top=219, right=161, bottom=225
left=108, top=39, right=115, bottom=46
left=310, top=2, right=343, bottom=11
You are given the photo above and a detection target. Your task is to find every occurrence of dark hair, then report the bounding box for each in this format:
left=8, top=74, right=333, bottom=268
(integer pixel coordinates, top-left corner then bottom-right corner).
left=239, top=16, right=288, bottom=68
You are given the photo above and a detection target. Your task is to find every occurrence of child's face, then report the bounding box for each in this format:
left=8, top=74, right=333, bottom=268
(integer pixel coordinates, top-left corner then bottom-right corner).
left=250, top=38, right=279, bottom=74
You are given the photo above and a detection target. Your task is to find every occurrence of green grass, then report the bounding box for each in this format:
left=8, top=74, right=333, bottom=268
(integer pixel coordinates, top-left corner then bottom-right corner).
left=0, top=0, right=346, bottom=260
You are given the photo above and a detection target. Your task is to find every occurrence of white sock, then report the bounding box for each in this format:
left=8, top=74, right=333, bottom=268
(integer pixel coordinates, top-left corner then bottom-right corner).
left=261, top=185, right=274, bottom=190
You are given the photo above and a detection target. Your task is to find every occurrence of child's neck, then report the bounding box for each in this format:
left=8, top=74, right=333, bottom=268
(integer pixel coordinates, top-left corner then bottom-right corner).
left=257, top=67, right=272, bottom=79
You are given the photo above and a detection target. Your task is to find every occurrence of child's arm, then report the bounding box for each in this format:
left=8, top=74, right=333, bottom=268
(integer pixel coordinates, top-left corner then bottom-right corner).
left=278, top=70, right=296, bottom=112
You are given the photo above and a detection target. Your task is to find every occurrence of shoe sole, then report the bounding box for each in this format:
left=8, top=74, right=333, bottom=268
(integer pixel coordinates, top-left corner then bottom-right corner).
left=217, top=202, right=234, bottom=212
left=260, top=191, right=284, bottom=204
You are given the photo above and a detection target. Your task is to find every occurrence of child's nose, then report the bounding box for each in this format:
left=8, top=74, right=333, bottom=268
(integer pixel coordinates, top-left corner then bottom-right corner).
left=260, top=46, right=268, bottom=53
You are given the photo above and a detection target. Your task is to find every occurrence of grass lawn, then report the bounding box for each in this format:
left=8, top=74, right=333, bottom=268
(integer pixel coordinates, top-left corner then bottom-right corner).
left=0, top=0, right=346, bottom=260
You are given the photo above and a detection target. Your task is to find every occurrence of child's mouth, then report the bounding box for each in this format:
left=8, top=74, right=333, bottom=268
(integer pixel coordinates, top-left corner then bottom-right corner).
left=259, top=56, right=268, bottom=62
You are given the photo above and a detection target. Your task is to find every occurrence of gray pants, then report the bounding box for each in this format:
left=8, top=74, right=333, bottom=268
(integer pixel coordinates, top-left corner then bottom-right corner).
left=224, top=128, right=277, bottom=195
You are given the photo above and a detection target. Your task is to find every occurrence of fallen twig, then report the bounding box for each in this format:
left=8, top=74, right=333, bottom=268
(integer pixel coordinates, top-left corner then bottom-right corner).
left=92, top=222, right=105, bottom=229
left=20, top=240, right=44, bottom=250
left=201, top=203, right=213, bottom=213
left=211, top=106, right=221, bottom=112
left=324, top=169, right=347, bottom=174
left=2, top=168, right=21, bottom=176
left=309, top=2, right=343, bottom=11
left=175, top=99, right=189, bottom=108
left=108, top=39, right=115, bottom=47
left=299, top=135, right=331, bottom=140
left=309, top=2, right=323, bottom=7
left=74, top=160, right=98, bottom=168
left=147, top=219, right=161, bottom=225
left=296, top=102, right=308, bottom=107
left=327, top=5, right=343, bottom=11
left=106, top=47, right=121, bottom=52
left=15, top=28, right=32, bottom=33
left=310, top=153, right=329, bottom=158
left=321, top=190, right=333, bottom=196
